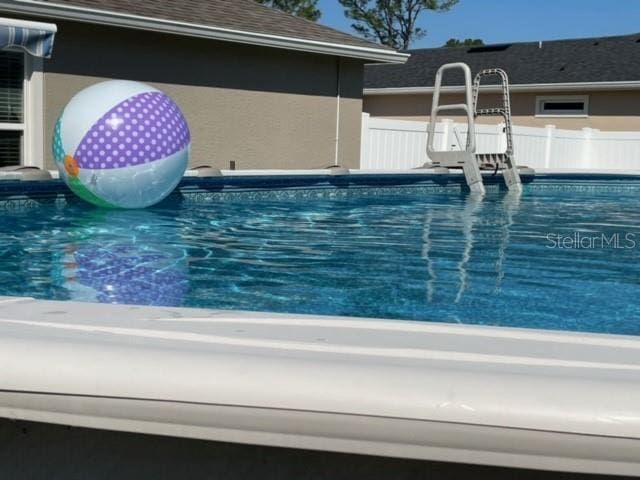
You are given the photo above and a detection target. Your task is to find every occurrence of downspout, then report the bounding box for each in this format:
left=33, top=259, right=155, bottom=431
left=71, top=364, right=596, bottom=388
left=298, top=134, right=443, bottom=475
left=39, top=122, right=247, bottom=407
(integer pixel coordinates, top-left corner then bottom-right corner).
left=334, top=58, right=341, bottom=166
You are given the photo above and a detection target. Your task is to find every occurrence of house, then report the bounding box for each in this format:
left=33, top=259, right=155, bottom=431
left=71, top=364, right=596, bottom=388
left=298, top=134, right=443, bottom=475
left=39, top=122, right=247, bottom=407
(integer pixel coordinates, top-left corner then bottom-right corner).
left=363, top=33, right=640, bottom=131
left=0, top=0, right=407, bottom=171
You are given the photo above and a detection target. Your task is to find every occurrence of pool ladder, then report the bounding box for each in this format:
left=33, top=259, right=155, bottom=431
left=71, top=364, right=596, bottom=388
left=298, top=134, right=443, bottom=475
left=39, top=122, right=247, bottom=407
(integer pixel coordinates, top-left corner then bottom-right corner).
left=426, top=63, right=523, bottom=195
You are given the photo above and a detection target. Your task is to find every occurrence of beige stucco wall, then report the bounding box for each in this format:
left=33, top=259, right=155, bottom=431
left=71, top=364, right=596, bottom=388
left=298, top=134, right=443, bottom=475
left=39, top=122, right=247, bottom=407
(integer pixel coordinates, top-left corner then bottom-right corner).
left=363, top=91, right=640, bottom=131
left=42, top=21, right=364, bottom=171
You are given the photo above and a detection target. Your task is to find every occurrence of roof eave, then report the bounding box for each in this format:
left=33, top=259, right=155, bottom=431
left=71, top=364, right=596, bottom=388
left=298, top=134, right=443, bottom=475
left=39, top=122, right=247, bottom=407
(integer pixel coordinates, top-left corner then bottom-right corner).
left=364, top=81, right=640, bottom=95
left=0, top=0, right=409, bottom=63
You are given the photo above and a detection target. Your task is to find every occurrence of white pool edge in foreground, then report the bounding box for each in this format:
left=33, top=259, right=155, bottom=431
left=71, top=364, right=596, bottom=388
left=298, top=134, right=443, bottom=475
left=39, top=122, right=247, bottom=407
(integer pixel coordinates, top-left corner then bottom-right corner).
left=1, top=296, right=639, bottom=476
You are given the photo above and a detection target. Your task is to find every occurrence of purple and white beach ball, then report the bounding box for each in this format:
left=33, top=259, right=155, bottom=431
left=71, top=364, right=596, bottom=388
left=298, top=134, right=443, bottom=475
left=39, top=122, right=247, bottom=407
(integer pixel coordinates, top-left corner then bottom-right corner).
left=53, top=80, right=190, bottom=209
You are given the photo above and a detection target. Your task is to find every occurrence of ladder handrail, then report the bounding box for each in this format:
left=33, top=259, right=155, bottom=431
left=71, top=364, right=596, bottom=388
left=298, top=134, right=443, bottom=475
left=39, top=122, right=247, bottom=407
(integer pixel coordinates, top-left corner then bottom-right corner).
left=427, top=63, right=476, bottom=155
left=472, top=68, right=523, bottom=192
left=472, top=68, right=511, bottom=111
left=473, top=68, right=514, bottom=156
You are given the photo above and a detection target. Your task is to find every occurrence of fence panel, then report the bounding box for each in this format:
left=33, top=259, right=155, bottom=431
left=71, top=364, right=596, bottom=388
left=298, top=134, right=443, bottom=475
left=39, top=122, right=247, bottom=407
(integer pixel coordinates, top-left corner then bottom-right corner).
left=360, top=114, right=640, bottom=171
left=589, top=132, right=640, bottom=170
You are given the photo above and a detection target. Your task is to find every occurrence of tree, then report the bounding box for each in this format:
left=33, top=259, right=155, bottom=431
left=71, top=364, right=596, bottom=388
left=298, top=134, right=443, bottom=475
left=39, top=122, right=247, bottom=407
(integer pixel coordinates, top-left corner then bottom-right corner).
left=255, top=0, right=321, bottom=22
left=338, top=0, right=459, bottom=50
left=444, top=38, right=484, bottom=47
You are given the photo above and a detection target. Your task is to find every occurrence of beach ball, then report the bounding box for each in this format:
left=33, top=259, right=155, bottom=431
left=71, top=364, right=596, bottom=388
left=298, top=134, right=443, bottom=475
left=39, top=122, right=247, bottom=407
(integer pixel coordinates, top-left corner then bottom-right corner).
left=52, top=80, right=190, bottom=209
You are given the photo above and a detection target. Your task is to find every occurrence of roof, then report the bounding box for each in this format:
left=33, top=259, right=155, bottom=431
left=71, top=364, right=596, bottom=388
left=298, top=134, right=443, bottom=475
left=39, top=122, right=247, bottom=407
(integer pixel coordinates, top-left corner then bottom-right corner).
left=0, top=0, right=408, bottom=63
left=365, top=32, right=640, bottom=90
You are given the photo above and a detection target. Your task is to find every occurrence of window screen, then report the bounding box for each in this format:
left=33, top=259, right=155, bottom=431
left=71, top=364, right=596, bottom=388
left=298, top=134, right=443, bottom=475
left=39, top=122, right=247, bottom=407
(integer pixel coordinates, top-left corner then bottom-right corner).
left=0, top=51, right=24, bottom=166
left=0, top=130, right=21, bottom=167
left=542, top=101, right=585, bottom=112
left=536, top=96, right=588, bottom=116
left=0, top=52, right=23, bottom=124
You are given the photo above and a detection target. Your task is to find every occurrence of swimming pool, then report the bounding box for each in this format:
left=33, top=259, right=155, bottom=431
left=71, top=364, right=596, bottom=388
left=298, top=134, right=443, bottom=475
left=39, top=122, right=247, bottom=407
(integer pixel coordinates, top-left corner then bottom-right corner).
left=1, top=173, right=639, bottom=335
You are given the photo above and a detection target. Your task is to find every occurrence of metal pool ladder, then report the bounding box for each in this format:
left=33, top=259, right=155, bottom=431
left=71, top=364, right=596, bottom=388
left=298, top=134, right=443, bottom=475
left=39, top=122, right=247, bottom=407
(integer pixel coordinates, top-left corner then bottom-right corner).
left=427, top=63, right=523, bottom=194
left=473, top=68, right=522, bottom=193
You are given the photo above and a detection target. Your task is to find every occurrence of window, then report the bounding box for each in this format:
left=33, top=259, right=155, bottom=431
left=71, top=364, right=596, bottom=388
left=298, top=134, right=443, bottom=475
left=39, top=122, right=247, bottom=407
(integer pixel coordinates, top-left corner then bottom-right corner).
left=0, top=51, right=24, bottom=167
left=535, top=95, right=589, bottom=117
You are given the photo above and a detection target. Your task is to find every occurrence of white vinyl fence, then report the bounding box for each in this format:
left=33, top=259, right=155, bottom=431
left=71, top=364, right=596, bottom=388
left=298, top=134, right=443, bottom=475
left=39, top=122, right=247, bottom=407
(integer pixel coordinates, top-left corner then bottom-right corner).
left=360, top=113, right=640, bottom=170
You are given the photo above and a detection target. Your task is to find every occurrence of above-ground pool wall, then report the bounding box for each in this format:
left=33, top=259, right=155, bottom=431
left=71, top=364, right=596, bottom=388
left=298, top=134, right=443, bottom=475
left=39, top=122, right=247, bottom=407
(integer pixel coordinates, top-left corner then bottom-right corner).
left=42, top=20, right=364, bottom=171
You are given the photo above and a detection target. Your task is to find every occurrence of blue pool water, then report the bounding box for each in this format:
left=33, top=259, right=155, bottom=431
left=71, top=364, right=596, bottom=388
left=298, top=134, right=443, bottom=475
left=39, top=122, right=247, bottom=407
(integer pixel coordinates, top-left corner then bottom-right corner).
left=1, top=181, right=639, bottom=335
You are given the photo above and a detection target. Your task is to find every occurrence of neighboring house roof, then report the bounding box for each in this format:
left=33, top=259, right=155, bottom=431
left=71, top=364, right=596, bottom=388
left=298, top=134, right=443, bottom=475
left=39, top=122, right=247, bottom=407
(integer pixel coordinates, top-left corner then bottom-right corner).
left=365, top=32, right=640, bottom=93
left=0, top=0, right=408, bottom=63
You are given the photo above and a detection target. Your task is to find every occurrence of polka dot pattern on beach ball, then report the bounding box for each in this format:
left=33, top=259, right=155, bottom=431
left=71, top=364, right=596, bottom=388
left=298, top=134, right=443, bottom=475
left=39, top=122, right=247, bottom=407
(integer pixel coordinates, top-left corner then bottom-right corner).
left=53, top=80, right=190, bottom=209
left=75, top=92, right=190, bottom=170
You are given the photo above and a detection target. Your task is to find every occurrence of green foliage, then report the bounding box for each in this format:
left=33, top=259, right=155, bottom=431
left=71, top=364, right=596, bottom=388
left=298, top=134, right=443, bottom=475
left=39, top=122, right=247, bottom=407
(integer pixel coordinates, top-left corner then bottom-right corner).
left=338, top=0, right=459, bottom=50
left=444, top=38, right=484, bottom=47
left=255, top=0, right=322, bottom=22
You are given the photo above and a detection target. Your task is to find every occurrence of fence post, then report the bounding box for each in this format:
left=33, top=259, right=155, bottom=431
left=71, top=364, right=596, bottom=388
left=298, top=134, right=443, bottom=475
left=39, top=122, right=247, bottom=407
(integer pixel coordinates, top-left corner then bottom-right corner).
left=581, top=127, right=599, bottom=169
left=543, top=124, right=556, bottom=168
left=497, top=122, right=506, bottom=153
left=360, top=112, right=370, bottom=168
left=440, top=118, right=453, bottom=151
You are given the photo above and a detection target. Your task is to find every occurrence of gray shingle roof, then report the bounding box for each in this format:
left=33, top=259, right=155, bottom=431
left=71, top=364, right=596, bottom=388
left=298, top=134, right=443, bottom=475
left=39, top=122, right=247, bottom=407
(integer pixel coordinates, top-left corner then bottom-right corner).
left=365, top=32, right=640, bottom=88
left=37, top=0, right=391, bottom=51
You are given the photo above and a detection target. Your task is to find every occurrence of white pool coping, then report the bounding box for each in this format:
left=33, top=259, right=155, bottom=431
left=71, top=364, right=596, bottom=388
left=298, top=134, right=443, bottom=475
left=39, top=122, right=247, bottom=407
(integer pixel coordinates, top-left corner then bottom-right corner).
left=1, top=296, right=639, bottom=475
left=35, top=168, right=640, bottom=180
left=210, top=168, right=640, bottom=176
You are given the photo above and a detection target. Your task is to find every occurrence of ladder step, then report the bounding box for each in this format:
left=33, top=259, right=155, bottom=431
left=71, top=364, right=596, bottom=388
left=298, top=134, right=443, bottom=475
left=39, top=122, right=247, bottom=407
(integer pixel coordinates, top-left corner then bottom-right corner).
left=436, top=103, right=471, bottom=113
left=477, top=153, right=509, bottom=169
left=476, top=108, right=506, bottom=116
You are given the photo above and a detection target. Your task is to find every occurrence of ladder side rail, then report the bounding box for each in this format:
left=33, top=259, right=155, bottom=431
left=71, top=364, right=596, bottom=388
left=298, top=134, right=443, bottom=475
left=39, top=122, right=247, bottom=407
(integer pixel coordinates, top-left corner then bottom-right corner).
left=497, top=70, right=514, bottom=153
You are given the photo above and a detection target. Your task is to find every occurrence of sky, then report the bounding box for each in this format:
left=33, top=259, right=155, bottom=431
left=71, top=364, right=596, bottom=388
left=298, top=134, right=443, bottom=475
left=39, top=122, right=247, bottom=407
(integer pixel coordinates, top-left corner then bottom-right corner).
left=317, top=0, right=640, bottom=49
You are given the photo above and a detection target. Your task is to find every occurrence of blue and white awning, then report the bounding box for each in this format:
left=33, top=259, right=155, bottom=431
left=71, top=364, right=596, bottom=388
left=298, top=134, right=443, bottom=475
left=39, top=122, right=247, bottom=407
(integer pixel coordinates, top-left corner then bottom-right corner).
left=0, top=17, right=56, bottom=58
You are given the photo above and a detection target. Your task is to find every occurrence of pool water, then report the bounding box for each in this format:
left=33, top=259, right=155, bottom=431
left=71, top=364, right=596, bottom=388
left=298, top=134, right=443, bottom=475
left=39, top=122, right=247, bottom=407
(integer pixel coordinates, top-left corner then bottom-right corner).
left=1, top=184, right=639, bottom=335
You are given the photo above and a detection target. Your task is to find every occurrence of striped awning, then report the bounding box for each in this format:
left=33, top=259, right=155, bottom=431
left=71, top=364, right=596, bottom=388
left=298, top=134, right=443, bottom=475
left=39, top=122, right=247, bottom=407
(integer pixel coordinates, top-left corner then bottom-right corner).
left=0, top=17, right=56, bottom=58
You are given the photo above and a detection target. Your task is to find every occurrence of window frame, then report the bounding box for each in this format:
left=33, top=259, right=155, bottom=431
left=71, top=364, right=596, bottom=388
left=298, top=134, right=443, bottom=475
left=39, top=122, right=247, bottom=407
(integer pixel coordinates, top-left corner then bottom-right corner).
left=0, top=50, right=44, bottom=168
left=535, top=95, right=589, bottom=118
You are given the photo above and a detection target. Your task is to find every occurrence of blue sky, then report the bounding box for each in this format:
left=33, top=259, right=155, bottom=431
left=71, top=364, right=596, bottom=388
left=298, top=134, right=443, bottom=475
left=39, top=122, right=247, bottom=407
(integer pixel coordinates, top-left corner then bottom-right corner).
left=317, top=0, right=640, bottom=49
